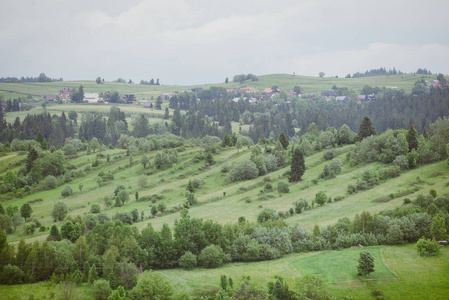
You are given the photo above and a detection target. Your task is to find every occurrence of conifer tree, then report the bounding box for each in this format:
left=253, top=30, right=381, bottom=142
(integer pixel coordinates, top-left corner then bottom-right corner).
left=186, top=180, right=195, bottom=193
left=422, top=128, right=429, bottom=140
left=26, top=148, right=39, bottom=173
left=171, top=107, right=182, bottom=136
left=47, top=225, right=61, bottom=241
left=278, top=132, right=289, bottom=149
left=88, top=264, right=98, bottom=284
left=406, top=125, right=418, bottom=152
left=356, top=116, right=376, bottom=141
left=289, top=146, right=305, bottom=182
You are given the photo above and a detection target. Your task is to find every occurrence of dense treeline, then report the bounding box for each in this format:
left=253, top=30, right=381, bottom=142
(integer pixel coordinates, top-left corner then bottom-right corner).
left=0, top=73, right=62, bottom=83
left=0, top=112, right=75, bottom=148
left=296, top=87, right=449, bottom=135
left=349, top=67, right=403, bottom=78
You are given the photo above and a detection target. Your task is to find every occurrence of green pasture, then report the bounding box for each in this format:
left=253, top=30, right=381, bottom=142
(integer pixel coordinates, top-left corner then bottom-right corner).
left=292, top=246, right=397, bottom=283
left=158, top=244, right=449, bottom=299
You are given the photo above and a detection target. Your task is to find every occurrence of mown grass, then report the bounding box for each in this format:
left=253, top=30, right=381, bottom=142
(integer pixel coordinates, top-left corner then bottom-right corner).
left=292, top=246, right=397, bottom=284
left=158, top=244, right=449, bottom=299
left=0, top=281, right=92, bottom=300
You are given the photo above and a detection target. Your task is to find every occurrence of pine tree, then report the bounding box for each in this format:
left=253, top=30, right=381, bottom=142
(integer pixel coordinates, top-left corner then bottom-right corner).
left=356, top=116, right=376, bottom=141
left=171, top=107, right=182, bottom=136
left=26, top=148, right=39, bottom=173
left=278, top=132, right=289, bottom=149
left=422, top=128, right=429, bottom=140
left=47, top=225, right=61, bottom=241
left=186, top=180, right=195, bottom=193
left=406, top=125, right=418, bottom=152
left=88, top=264, right=98, bottom=284
left=222, top=134, right=231, bottom=147
left=357, top=251, right=375, bottom=276
left=163, top=107, right=170, bottom=119
left=36, top=131, right=47, bottom=149
left=289, top=146, right=305, bottom=182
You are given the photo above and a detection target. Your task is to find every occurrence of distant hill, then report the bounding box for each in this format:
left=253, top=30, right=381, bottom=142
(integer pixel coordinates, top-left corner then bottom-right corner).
left=0, top=73, right=435, bottom=100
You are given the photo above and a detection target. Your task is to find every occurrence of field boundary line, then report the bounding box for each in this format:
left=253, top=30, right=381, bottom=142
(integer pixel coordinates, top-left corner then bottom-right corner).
left=380, top=247, right=400, bottom=279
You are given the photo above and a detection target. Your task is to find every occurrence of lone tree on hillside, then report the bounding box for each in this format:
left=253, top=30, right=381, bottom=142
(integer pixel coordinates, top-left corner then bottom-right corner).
left=406, top=125, right=418, bottom=152
left=356, top=116, right=376, bottom=141
left=357, top=251, right=375, bottom=276
left=289, top=146, right=305, bottom=182
left=20, top=204, right=32, bottom=221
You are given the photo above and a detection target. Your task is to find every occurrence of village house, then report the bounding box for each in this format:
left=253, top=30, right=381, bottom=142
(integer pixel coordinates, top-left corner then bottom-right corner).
left=43, top=94, right=58, bottom=101
left=143, top=102, right=153, bottom=108
left=83, top=93, right=100, bottom=103
left=321, top=90, right=336, bottom=97
left=120, top=94, right=136, bottom=104
left=336, top=96, right=349, bottom=103
left=59, top=87, right=74, bottom=102
left=160, top=93, right=178, bottom=100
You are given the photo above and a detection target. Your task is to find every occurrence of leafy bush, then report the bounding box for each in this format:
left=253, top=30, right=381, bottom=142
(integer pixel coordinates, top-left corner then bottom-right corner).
left=61, top=185, right=73, bottom=198
left=90, top=204, right=101, bottom=214
left=257, top=209, right=278, bottom=223
left=91, top=279, right=112, bottom=300
left=294, top=199, right=309, bottom=213
left=416, top=237, right=440, bottom=256
left=198, top=245, right=226, bottom=268
left=192, top=178, right=204, bottom=189
left=277, top=181, right=289, bottom=193
left=323, top=149, right=336, bottom=160
left=315, top=191, right=328, bottom=206
left=41, top=175, right=58, bottom=190
left=1, top=264, right=24, bottom=284
left=178, top=251, right=197, bottom=269
left=393, top=155, right=409, bottom=170
left=227, top=160, right=259, bottom=182
left=52, top=201, right=68, bottom=222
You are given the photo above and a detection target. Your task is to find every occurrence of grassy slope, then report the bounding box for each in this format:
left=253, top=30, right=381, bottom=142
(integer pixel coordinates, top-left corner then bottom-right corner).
left=3, top=142, right=449, bottom=245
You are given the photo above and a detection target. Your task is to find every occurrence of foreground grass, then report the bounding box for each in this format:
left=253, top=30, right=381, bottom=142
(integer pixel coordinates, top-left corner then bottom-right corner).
left=158, top=244, right=449, bottom=299
left=0, top=244, right=447, bottom=299
left=292, top=246, right=397, bottom=284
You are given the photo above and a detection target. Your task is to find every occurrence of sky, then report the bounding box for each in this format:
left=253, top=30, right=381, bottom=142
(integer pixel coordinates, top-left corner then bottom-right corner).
left=1, top=0, right=448, bottom=85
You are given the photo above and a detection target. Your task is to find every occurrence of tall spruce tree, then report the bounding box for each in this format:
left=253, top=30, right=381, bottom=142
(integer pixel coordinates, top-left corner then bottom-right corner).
left=356, top=116, right=376, bottom=141
left=278, top=132, right=289, bottom=149
left=406, top=125, right=418, bottom=152
left=26, top=148, right=39, bottom=173
left=289, top=146, right=305, bottom=182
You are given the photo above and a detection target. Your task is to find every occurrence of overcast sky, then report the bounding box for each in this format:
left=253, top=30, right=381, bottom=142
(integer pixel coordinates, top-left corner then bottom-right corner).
left=1, top=0, right=448, bottom=85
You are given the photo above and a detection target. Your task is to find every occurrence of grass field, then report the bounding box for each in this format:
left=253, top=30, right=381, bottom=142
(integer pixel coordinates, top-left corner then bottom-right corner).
left=157, top=244, right=449, bottom=299
left=292, top=246, right=397, bottom=283
left=0, top=245, right=446, bottom=299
